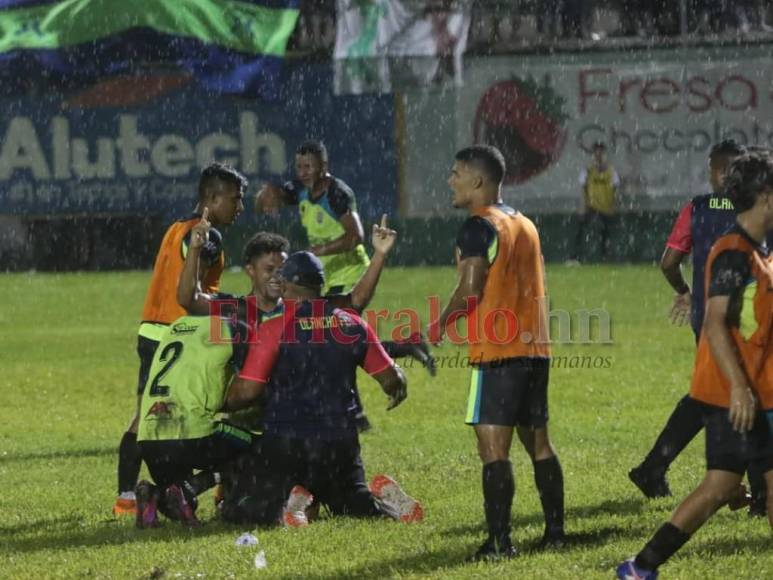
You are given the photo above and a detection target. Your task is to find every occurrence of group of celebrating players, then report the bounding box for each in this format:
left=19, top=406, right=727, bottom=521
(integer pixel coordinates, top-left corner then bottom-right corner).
left=108, top=138, right=772, bottom=576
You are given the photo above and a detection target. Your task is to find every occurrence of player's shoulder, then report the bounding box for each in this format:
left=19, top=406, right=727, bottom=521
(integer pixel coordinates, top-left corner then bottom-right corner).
left=329, top=176, right=355, bottom=199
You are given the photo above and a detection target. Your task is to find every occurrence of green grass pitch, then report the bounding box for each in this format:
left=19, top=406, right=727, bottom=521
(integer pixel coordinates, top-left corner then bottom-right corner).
left=1, top=265, right=771, bottom=579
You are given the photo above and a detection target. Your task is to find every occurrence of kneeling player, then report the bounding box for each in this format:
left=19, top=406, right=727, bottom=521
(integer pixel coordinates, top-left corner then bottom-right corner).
left=219, top=252, right=423, bottom=526
left=617, top=150, right=773, bottom=578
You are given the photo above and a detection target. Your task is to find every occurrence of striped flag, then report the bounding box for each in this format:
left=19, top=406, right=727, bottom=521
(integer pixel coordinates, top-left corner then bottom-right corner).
left=0, top=0, right=300, bottom=99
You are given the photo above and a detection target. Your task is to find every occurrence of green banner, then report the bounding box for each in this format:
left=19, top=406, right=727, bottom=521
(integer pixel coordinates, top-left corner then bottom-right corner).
left=0, top=0, right=299, bottom=56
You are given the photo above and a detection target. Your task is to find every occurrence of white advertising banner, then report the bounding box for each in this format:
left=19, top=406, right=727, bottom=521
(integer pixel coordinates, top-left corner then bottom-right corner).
left=402, top=47, right=773, bottom=216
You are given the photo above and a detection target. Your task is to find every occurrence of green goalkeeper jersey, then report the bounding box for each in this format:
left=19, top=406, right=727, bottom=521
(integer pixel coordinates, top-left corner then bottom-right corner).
left=283, top=175, right=370, bottom=293
left=137, top=314, right=248, bottom=441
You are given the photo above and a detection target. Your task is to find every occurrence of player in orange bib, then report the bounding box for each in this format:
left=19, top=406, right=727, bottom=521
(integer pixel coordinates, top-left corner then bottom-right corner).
left=617, top=150, right=773, bottom=579
left=430, top=145, right=563, bottom=561
left=113, top=163, right=246, bottom=516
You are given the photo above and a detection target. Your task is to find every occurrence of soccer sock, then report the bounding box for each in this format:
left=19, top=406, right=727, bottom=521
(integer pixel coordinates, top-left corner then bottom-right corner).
left=183, top=471, right=218, bottom=500
left=482, top=460, right=514, bottom=542
left=640, top=395, right=703, bottom=475
left=635, top=523, right=691, bottom=571
left=117, top=431, right=142, bottom=495
left=533, top=455, right=564, bottom=536
left=747, top=460, right=767, bottom=509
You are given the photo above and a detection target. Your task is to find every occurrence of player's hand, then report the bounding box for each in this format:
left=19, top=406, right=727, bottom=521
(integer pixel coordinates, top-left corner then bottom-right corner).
left=729, top=383, right=756, bottom=432
left=190, top=208, right=211, bottom=250
left=372, top=214, right=397, bottom=256
left=669, top=292, right=691, bottom=326
left=254, top=183, right=283, bottom=216
left=308, top=244, right=323, bottom=255
left=386, top=383, right=407, bottom=411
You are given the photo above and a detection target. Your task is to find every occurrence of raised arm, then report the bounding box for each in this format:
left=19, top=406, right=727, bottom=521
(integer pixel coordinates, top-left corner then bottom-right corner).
left=349, top=214, right=397, bottom=311
left=177, top=209, right=217, bottom=315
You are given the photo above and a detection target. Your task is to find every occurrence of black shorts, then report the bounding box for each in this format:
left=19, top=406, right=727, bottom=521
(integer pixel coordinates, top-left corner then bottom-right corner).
left=701, top=402, right=773, bottom=475
left=465, top=357, right=550, bottom=428
left=221, top=434, right=382, bottom=525
left=138, top=422, right=255, bottom=490
left=136, top=335, right=160, bottom=396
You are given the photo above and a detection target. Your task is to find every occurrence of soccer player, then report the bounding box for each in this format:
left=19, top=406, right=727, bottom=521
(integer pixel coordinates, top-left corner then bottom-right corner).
left=629, top=140, right=746, bottom=499
left=570, top=141, right=620, bottom=263
left=617, top=149, right=773, bottom=579
left=113, top=163, right=246, bottom=516
left=254, top=140, right=369, bottom=295
left=430, top=145, right=564, bottom=560
left=219, top=251, right=423, bottom=526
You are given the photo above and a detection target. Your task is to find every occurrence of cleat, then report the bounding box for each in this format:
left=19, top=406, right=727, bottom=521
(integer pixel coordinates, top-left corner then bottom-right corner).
left=134, top=481, right=159, bottom=529
left=113, top=495, right=137, bottom=517
left=470, top=536, right=518, bottom=562
left=616, top=557, right=658, bottom=579
left=628, top=466, right=671, bottom=499
left=164, top=484, right=200, bottom=528
left=283, top=485, right=314, bottom=528
left=355, top=412, right=372, bottom=433
left=369, top=474, right=424, bottom=523
left=538, top=531, right=566, bottom=549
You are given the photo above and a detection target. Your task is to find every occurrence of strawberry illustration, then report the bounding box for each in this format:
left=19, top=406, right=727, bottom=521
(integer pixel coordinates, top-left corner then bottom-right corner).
left=474, top=76, right=569, bottom=184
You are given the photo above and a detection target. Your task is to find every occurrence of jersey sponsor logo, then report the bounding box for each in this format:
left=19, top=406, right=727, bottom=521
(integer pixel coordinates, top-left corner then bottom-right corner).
left=316, top=208, right=324, bottom=224
left=170, top=322, right=199, bottom=335
left=145, top=401, right=175, bottom=418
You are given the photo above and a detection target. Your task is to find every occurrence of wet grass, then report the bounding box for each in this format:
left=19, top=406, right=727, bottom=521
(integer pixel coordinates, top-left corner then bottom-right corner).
left=1, top=265, right=771, bottom=578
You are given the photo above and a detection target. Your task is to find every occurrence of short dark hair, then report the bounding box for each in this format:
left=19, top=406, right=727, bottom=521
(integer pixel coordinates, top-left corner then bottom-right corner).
left=723, top=150, right=773, bottom=212
left=455, top=145, right=506, bottom=185
left=242, top=232, right=290, bottom=265
left=198, top=162, right=248, bottom=200
left=709, top=139, right=745, bottom=162
left=296, top=140, right=328, bottom=164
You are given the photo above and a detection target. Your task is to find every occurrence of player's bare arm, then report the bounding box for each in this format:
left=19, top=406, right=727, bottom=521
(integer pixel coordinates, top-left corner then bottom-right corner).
left=177, top=209, right=216, bottom=315
left=309, top=211, right=364, bottom=256
left=372, top=365, right=407, bottom=411
left=703, top=295, right=756, bottom=432
left=660, top=247, right=691, bottom=325
left=349, top=214, right=397, bottom=311
left=429, top=256, right=488, bottom=344
left=222, top=376, right=266, bottom=412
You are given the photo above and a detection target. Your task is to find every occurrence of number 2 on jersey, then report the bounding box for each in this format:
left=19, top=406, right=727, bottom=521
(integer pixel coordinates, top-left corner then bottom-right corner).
left=148, top=341, right=183, bottom=397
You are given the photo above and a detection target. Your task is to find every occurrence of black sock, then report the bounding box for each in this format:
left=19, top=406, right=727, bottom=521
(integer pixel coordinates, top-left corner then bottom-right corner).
left=482, top=460, right=514, bottom=542
left=382, top=340, right=415, bottom=359
left=635, top=523, right=691, bottom=571
left=533, top=455, right=564, bottom=537
left=640, top=395, right=703, bottom=476
left=183, top=471, right=217, bottom=500
left=117, top=431, right=141, bottom=494
left=747, top=460, right=767, bottom=508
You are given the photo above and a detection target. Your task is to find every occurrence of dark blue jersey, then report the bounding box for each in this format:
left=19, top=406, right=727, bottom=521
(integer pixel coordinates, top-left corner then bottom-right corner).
left=239, top=299, right=393, bottom=440
left=689, top=193, right=737, bottom=337
left=680, top=193, right=773, bottom=338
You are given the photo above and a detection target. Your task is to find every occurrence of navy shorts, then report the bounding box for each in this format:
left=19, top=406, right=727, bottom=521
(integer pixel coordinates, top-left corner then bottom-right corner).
left=465, top=357, right=550, bottom=428
left=701, top=402, right=773, bottom=475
